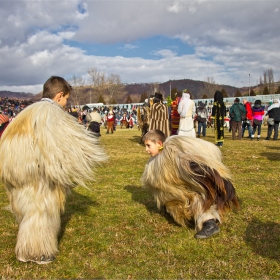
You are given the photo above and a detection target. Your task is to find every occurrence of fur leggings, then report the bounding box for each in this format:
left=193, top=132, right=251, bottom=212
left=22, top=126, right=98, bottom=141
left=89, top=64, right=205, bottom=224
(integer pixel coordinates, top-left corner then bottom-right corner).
left=7, top=182, right=67, bottom=261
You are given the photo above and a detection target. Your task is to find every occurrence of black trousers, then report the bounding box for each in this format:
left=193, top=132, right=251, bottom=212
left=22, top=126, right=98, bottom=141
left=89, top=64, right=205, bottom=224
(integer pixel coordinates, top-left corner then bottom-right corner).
left=267, top=121, right=279, bottom=140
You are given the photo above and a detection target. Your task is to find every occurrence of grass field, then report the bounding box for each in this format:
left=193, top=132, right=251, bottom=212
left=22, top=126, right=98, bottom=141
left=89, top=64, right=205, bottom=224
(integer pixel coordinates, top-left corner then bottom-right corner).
left=0, top=125, right=279, bottom=279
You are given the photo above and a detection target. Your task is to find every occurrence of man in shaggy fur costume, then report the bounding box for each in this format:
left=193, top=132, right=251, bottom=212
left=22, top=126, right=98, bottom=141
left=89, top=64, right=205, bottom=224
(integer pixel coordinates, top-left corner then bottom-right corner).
left=141, top=129, right=239, bottom=239
left=0, top=76, right=107, bottom=264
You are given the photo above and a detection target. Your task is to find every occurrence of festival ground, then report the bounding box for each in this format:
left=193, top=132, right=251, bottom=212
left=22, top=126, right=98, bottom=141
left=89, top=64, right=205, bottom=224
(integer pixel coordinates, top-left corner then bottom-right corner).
left=0, top=126, right=279, bottom=279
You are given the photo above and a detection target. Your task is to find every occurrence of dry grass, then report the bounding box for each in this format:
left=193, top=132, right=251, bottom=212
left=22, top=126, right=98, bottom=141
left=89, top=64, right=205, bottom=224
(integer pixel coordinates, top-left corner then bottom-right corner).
left=0, top=125, right=279, bottom=279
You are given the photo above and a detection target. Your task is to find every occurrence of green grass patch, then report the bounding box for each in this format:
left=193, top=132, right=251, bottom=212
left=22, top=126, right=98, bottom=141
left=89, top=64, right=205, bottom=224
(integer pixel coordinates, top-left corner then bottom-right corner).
left=0, top=126, right=279, bottom=279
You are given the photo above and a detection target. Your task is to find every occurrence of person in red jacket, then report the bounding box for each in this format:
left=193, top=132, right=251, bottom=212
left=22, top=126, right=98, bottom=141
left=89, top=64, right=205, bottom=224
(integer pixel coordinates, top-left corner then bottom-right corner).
left=242, top=99, right=253, bottom=138
left=106, top=111, right=115, bottom=134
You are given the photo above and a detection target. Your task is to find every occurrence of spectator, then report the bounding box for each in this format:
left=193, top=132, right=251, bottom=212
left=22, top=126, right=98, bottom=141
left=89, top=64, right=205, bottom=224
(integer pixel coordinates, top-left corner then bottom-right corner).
left=265, top=99, right=280, bottom=140
left=0, top=110, right=10, bottom=138
left=242, top=99, right=253, bottom=138
left=251, top=100, right=265, bottom=141
left=196, top=102, right=208, bottom=138
left=229, top=98, right=246, bottom=140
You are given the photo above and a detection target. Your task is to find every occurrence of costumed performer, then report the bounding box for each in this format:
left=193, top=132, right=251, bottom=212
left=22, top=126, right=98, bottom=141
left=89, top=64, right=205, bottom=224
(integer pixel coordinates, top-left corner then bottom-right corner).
left=177, top=89, right=196, bottom=137
left=211, top=90, right=226, bottom=147
left=137, top=100, right=150, bottom=143
left=0, top=76, right=108, bottom=264
left=106, top=110, right=115, bottom=134
left=88, top=107, right=102, bottom=137
left=141, top=129, right=239, bottom=239
left=170, top=93, right=181, bottom=135
left=149, top=92, right=170, bottom=137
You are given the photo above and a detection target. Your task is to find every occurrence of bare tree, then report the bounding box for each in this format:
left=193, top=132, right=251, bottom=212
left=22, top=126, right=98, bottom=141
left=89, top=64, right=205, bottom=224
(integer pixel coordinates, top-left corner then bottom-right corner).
left=259, top=75, right=264, bottom=95
left=148, top=83, right=160, bottom=96
left=203, top=77, right=220, bottom=98
left=67, top=75, right=85, bottom=106
left=259, top=68, right=274, bottom=95
left=106, top=73, right=125, bottom=102
left=267, top=68, right=274, bottom=94
left=87, top=68, right=106, bottom=100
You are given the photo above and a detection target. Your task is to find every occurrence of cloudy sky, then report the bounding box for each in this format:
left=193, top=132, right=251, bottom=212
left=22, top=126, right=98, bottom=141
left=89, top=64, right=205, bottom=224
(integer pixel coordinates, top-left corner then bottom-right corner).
left=0, top=0, right=279, bottom=94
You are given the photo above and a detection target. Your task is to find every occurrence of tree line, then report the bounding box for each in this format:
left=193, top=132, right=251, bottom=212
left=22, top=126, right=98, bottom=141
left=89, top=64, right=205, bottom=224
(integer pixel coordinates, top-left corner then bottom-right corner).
left=67, top=67, right=280, bottom=105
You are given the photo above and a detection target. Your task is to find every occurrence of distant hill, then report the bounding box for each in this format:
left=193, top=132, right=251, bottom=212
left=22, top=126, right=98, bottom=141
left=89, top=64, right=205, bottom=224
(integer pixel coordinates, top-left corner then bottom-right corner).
left=124, top=79, right=242, bottom=102
left=0, top=91, right=34, bottom=99
left=1, top=78, right=252, bottom=104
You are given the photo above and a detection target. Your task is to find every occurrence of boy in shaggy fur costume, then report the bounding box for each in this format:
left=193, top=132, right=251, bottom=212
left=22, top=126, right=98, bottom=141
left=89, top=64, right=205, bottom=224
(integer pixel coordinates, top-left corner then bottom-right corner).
left=0, top=76, right=107, bottom=264
left=141, top=129, right=239, bottom=239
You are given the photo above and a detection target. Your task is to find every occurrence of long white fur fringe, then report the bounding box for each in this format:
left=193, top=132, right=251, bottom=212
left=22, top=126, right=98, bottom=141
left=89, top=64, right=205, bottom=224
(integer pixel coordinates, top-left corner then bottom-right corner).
left=0, top=101, right=108, bottom=262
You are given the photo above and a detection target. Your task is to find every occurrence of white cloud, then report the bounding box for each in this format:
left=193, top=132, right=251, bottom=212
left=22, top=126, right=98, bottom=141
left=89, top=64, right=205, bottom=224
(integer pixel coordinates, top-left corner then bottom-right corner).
left=152, top=49, right=177, bottom=58
left=121, top=44, right=139, bottom=50
left=167, top=1, right=184, bottom=13
left=0, top=0, right=280, bottom=94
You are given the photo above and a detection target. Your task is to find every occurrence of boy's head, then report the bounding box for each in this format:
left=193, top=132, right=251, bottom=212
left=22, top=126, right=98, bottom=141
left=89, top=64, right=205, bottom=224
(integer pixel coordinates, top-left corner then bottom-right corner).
left=43, top=76, right=72, bottom=108
left=143, top=129, right=166, bottom=157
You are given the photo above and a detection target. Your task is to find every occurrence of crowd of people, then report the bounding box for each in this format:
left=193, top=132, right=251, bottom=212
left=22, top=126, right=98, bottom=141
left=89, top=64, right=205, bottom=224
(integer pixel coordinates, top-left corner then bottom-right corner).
left=1, top=90, right=280, bottom=143
left=2, top=90, right=279, bottom=144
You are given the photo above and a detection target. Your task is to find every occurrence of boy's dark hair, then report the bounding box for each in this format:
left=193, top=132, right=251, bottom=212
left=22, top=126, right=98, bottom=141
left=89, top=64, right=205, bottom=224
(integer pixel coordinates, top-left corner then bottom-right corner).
left=143, top=129, right=166, bottom=144
left=43, top=76, right=72, bottom=99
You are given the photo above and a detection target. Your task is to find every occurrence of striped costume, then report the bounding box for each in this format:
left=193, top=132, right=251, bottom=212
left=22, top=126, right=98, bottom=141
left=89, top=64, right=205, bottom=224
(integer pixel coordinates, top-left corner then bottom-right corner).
left=149, top=102, right=170, bottom=138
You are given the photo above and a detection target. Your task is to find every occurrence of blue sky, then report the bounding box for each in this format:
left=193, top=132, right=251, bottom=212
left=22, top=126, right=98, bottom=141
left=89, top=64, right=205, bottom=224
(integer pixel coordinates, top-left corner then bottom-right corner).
left=67, top=36, right=194, bottom=58
left=0, top=0, right=279, bottom=94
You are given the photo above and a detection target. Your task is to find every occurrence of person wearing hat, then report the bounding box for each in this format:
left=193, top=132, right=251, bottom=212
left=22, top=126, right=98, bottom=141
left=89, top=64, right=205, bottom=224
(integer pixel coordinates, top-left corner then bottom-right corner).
left=251, top=100, right=264, bottom=141
left=149, top=92, right=170, bottom=138
left=177, top=90, right=196, bottom=137
left=229, top=98, right=246, bottom=140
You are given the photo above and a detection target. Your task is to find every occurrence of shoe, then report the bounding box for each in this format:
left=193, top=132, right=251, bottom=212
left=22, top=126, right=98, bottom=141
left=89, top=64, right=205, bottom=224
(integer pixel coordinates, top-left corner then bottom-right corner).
left=194, top=219, right=220, bottom=239
left=257, top=138, right=260, bottom=141
left=18, top=255, right=55, bottom=265
left=197, top=135, right=200, bottom=138
left=265, top=137, right=269, bottom=140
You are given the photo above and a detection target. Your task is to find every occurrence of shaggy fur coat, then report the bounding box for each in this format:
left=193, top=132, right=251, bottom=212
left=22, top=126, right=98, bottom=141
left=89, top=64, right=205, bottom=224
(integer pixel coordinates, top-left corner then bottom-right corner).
left=0, top=100, right=107, bottom=262
left=141, top=135, right=239, bottom=232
